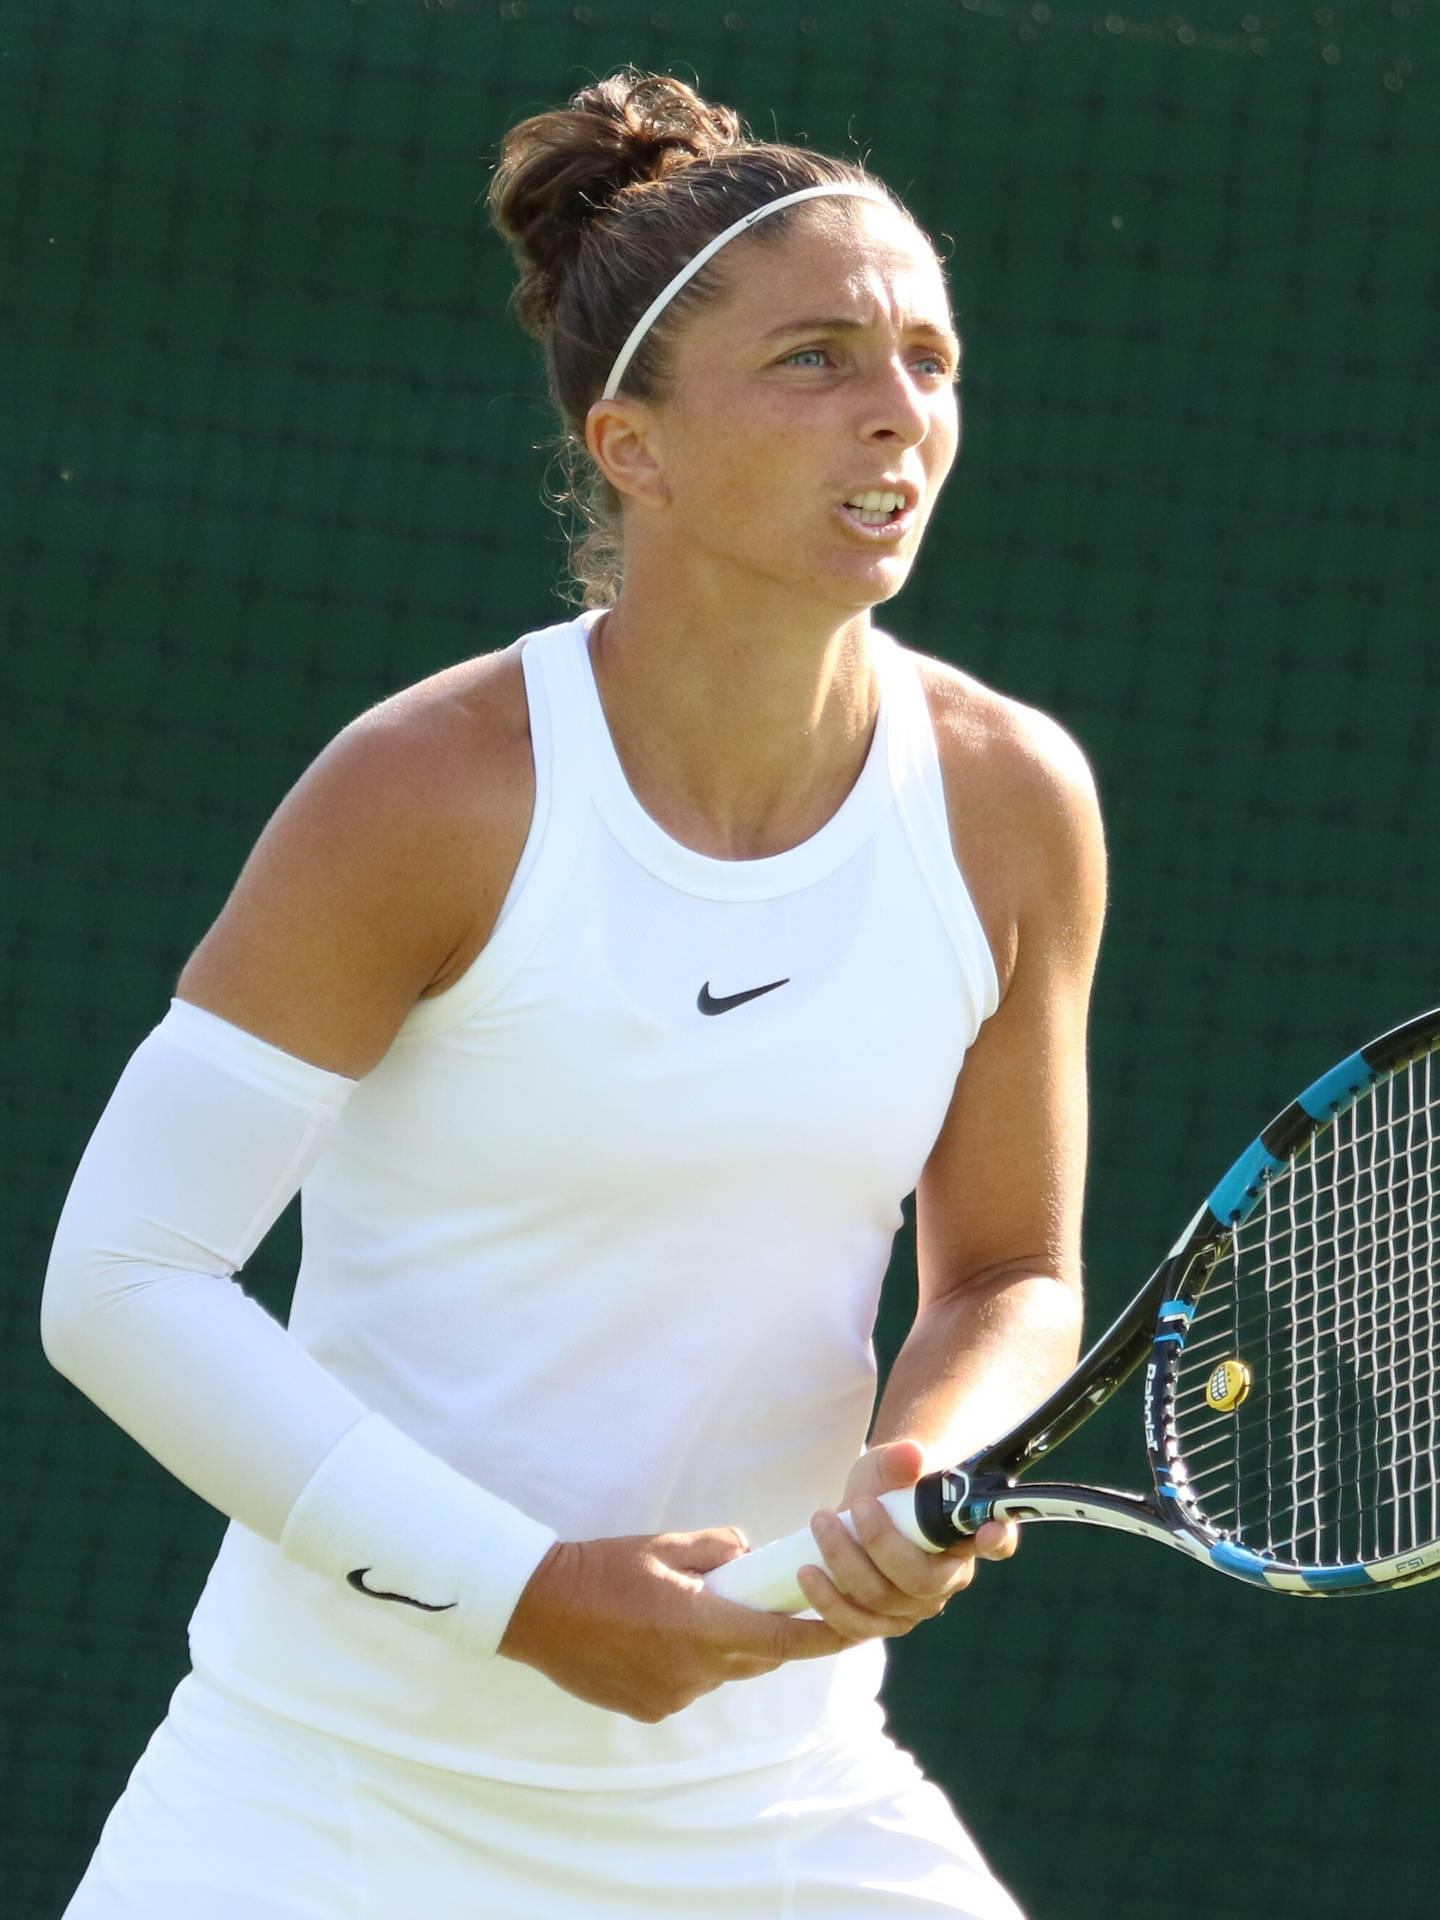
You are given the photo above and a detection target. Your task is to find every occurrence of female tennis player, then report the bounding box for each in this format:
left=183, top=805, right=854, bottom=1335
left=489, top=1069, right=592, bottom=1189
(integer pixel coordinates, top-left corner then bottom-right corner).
left=43, top=71, right=1103, bottom=1918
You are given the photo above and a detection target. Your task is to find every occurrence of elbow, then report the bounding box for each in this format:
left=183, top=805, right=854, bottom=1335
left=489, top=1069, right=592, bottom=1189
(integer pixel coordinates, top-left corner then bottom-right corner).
left=40, top=1246, right=93, bottom=1384
left=39, top=1235, right=126, bottom=1391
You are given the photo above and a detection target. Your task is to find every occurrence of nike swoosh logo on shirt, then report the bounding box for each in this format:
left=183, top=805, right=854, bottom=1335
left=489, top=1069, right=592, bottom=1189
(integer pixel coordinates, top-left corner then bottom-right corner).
left=347, top=1568, right=457, bottom=1613
left=697, top=978, right=790, bottom=1016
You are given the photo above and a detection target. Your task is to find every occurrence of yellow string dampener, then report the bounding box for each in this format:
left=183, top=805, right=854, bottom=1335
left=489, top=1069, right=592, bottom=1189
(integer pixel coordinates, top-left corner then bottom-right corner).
left=1205, top=1358, right=1253, bottom=1412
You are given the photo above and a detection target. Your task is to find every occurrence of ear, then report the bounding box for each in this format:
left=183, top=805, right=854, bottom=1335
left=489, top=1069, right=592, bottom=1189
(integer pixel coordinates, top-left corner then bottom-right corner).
left=584, top=398, right=669, bottom=511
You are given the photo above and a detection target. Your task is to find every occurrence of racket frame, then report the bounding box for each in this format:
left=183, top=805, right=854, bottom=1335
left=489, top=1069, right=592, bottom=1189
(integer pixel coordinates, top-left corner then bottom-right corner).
left=913, top=1004, right=1440, bottom=1597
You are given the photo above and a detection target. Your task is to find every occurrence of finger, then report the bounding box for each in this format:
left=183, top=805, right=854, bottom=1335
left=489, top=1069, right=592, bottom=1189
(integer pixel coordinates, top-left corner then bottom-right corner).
left=810, top=1508, right=927, bottom=1613
left=811, top=1508, right=976, bottom=1622
left=972, top=1519, right=1020, bottom=1561
left=848, top=1438, right=927, bottom=1500
left=748, top=1610, right=849, bottom=1661
left=656, top=1527, right=751, bottom=1575
left=840, top=1498, right=978, bottom=1604
left=795, top=1560, right=931, bottom=1641
left=933, top=1549, right=977, bottom=1597
left=720, top=1653, right=786, bottom=1682
left=697, top=1582, right=849, bottom=1658
left=802, top=1541, right=981, bottom=1636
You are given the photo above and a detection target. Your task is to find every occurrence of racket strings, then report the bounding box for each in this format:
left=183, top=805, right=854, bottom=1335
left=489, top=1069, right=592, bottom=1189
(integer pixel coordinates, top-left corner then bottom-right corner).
left=1168, top=1047, right=1440, bottom=1569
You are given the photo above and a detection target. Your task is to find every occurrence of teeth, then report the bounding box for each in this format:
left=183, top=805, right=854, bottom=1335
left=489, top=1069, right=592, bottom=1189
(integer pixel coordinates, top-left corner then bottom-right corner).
left=845, top=489, right=906, bottom=513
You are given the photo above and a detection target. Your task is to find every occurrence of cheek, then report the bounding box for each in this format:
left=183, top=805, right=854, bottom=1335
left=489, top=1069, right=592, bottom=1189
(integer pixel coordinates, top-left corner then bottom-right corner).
left=931, top=396, right=961, bottom=474
left=679, top=434, right=801, bottom=534
left=663, top=409, right=759, bottom=513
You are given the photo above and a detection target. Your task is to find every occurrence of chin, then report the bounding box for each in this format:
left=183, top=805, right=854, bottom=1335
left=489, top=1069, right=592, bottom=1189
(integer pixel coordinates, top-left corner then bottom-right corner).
left=827, top=555, right=916, bottom=612
left=737, top=540, right=918, bottom=617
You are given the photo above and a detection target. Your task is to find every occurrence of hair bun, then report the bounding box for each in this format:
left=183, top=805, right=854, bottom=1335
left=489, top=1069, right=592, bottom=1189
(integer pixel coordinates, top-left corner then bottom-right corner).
left=490, top=71, right=744, bottom=335
left=596, top=71, right=743, bottom=180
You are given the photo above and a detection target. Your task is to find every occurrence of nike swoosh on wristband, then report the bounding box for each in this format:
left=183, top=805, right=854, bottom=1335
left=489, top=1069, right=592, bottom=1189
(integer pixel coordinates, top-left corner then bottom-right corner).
left=347, top=1568, right=457, bottom=1613
left=697, top=978, right=790, bottom=1015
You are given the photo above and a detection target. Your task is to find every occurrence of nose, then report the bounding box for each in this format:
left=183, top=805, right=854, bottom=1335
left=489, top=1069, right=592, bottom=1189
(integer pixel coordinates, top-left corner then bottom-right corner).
left=858, top=355, right=932, bottom=449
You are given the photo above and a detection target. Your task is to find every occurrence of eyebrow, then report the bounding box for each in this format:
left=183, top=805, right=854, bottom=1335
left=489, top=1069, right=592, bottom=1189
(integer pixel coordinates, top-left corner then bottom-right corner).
left=758, top=314, right=961, bottom=349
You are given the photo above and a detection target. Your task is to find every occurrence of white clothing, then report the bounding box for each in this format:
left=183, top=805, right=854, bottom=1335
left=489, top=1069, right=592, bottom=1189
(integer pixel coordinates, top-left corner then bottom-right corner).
left=188, top=612, right=997, bottom=1782
left=63, top=1673, right=1025, bottom=1920
left=41, top=1002, right=559, bottom=1658
left=44, top=610, right=999, bottom=1789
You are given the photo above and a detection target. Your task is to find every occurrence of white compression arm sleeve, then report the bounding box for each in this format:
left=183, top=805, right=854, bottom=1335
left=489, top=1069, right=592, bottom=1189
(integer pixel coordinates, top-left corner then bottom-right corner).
left=42, top=999, right=556, bottom=1656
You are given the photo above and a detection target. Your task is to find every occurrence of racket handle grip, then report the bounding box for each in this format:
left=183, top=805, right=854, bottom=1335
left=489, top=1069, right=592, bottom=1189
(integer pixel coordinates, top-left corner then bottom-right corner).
left=703, top=1487, right=940, bottom=1613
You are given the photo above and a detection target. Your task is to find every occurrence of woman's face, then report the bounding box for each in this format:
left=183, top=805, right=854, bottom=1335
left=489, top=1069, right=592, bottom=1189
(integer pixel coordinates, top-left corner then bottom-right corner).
left=603, top=199, right=961, bottom=616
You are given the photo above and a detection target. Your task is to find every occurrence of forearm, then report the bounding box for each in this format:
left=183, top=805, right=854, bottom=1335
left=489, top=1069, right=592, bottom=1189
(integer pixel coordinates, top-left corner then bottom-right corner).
left=42, top=1001, right=555, bottom=1654
left=868, top=1267, right=1083, bottom=1470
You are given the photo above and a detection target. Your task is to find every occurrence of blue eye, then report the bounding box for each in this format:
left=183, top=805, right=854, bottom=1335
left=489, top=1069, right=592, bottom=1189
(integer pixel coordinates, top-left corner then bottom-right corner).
left=784, top=347, right=830, bottom=369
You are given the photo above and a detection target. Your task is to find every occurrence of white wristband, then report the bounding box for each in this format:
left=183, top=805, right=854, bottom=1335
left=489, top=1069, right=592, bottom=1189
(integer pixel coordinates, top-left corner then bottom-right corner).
left=280, top=1412, right=557, bottom=1657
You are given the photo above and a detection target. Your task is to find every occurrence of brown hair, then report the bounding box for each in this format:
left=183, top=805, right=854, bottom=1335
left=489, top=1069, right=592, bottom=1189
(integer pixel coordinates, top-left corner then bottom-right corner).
left=488, top=71, right=894, bottom=606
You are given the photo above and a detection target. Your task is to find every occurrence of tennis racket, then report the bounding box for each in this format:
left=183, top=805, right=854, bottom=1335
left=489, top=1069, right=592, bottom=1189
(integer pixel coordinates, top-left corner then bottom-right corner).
left=707, top=1005, right=1440, bottom=1610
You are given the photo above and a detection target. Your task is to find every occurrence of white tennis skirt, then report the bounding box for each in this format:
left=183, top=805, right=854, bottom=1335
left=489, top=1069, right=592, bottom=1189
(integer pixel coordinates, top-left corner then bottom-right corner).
left=63, top=1673, right=1024, bottom=1919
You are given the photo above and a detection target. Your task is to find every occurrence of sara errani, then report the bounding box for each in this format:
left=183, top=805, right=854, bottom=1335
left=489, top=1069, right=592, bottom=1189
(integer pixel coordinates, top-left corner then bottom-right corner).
left=44, top=67, right=1101, bottom=1920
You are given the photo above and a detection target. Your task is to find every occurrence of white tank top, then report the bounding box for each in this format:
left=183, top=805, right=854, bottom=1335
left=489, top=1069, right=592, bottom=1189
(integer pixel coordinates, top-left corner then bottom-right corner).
left=187, top=611, right=1000, bottom=1786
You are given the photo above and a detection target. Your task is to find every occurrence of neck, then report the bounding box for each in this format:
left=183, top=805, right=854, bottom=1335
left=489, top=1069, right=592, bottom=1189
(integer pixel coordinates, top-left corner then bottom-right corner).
left=589, top=573, right=881, bottom=862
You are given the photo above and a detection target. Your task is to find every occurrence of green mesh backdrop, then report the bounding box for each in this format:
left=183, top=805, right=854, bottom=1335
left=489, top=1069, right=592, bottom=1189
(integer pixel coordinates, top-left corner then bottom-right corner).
left=6, top=2, right=1440, bottom=1914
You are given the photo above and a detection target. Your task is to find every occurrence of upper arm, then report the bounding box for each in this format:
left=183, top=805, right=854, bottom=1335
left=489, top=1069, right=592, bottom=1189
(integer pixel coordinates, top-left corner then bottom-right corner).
left=914, top=675, right=1107, bottom=1307
left=177, top=653, right=534, bottom=1079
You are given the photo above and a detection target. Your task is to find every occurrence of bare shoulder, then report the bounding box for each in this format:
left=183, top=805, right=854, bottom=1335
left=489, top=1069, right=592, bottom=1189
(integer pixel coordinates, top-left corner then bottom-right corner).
left=178, top=645, right=534, bottom=1075
left=909, top=651, right=1106, bottom=991
left=913, top=652, right=1098, bottom=816
left=327, top=644, right=533, bottom=843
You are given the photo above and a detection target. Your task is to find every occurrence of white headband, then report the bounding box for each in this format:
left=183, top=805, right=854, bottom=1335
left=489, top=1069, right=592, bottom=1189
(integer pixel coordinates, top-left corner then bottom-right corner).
left=600, top=182, right=890, bottom=401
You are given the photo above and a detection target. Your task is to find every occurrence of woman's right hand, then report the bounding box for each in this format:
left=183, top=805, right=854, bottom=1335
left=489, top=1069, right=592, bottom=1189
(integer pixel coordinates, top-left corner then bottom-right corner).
left=499, top=1529, right=846, bottom=1722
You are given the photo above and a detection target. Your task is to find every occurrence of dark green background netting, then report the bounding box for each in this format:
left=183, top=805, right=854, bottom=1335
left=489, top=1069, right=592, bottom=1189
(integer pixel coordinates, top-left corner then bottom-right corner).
left=5, top=2, right=1439, bottom=1914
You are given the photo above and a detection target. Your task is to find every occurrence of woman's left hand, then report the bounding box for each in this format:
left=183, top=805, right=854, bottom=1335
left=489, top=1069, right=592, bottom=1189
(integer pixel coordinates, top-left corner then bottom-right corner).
left=796, top=1439, right=1018, bottom=1639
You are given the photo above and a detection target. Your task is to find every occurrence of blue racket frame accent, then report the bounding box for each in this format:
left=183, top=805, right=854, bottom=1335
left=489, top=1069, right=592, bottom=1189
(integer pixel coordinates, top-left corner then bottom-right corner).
left=1296, top=1048, right=1375, bottom=1121
left=1206, top=1136, right=1281, bottom=1226
left=1204, top=1036, right=1393, bottom=1231
left=1294, top=1561, right=1377, bottom=1593
left=1207, top=1539, right=1272, bottom=1580
left=1153, top=1298, right=1195, bottom=1346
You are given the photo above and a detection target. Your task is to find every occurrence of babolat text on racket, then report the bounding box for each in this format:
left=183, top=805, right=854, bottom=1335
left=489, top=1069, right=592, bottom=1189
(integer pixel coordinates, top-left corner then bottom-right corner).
left=707, top=1006, right=1440, bottom=1611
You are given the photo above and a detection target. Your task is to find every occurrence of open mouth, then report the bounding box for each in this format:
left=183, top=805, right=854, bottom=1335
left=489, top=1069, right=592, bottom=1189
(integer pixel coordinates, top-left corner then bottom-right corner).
left=840, top=487, right=916, bottom=536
